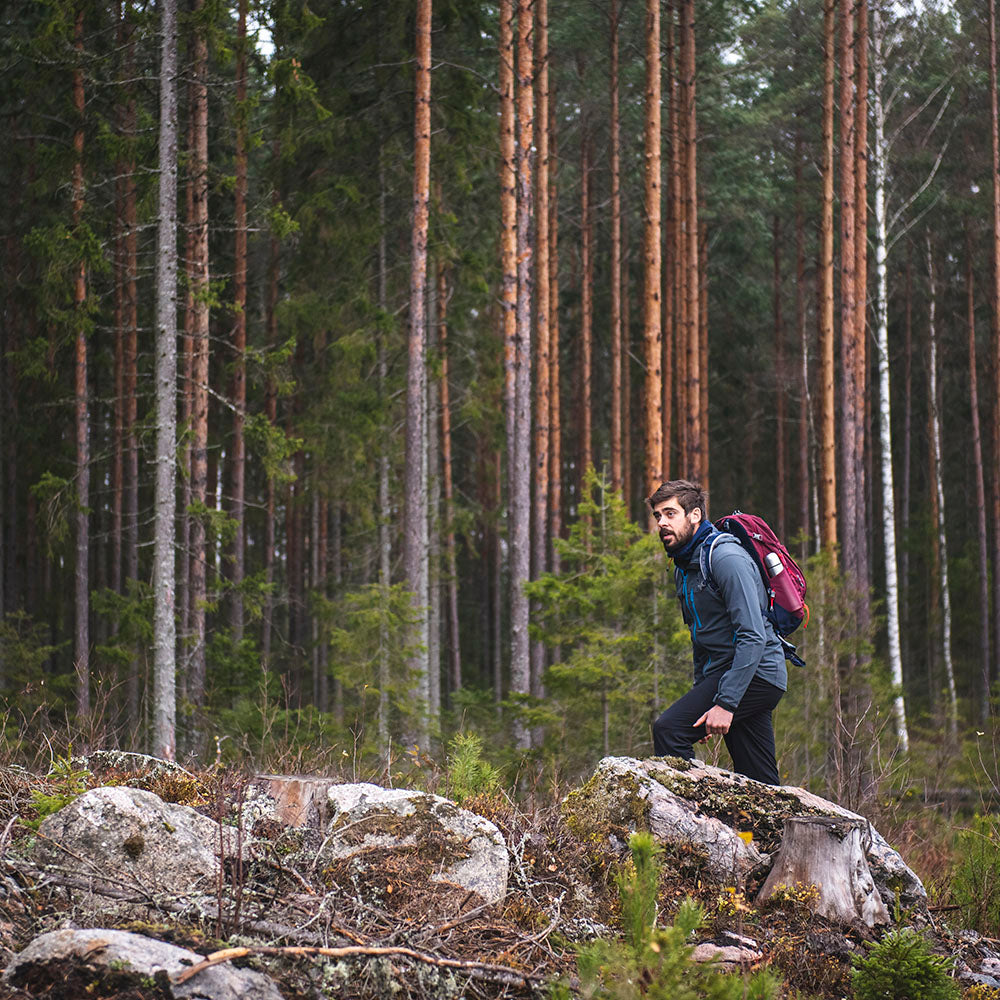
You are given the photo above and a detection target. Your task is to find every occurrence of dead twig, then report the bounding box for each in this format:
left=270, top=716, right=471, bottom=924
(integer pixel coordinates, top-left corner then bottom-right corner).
left=172, top=943, right=543, bottom=990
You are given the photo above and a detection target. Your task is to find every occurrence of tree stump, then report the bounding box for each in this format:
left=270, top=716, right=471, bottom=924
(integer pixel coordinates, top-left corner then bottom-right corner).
left=756, top=816, right=890, bottom=927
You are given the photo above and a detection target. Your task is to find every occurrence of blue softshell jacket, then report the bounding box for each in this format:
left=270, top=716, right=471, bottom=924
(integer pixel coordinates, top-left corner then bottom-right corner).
left=673, top=530, right=788, bottom=711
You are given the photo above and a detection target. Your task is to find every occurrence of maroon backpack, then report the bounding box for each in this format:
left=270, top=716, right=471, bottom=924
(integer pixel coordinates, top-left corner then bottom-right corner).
left=700, top=511, right=809, bottom=664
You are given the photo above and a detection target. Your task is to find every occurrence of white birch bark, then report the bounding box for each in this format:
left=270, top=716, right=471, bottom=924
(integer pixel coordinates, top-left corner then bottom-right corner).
left=152, top=0, right=179, bottom=760
left=926, top=237, right=958, bottom=743
left=872, top=7, right=909, bottom=751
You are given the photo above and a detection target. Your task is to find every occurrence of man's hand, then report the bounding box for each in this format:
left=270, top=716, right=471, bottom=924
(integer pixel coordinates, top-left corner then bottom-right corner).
left=694, top=705, right=733, bottom=738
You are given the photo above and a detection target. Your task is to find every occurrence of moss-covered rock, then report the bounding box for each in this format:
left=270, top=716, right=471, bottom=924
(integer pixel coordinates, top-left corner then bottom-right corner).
left=320, top=783, right=509, bottom=904
left=564, top=757, right=927, bottom=910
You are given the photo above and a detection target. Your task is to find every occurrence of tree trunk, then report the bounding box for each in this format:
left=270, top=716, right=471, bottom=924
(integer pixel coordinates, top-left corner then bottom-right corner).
left=548, top=84, right=562, bottom=574
left=699, top=222, right=709, bottom=490
left=794, top=134, right=810, bottom=558
left=926, top=237, right=958, bottom=743
left=532, top=0, right=550, bottom=699
left=229, top=0, right=248, bottom=642
left=900, top=252, right=913, bottom=668
left=643, top=0, right=663, bottom=490
left=682, top=0, right=700, bottom=481
left=404, top=0, right=432, bottom=746
left=871, top=10, right=909, bottom=751
left=510, top=0, right=534, bottom=748
left=263, top=142, right=280, bottom=668
left=188, top=1, right=210, bottom=711
left=377, top=146, right=390, bottom=761
left=579, top=131, right=593, bottom=484
left=839, top=0, right=859, bottom=584
left=819, top=0, right=838, bottom=558
left=757, top=817, right=889, bottom=927
left=72, top=8, right=90, bottom=724
left=965, top=228, right=991, bottom=724
left=152, top=0, right=179, bottom=761
left=438, top=264, right=461, bottom=702
left=853, top=0, right=870, bottom=602
left=774, top=215, right=786, bottom=540
left=609, top=0, right=623, bottom=492
left=990, top=0, right=1000, bottom=693
left=665, top=7, right=679, bottom=482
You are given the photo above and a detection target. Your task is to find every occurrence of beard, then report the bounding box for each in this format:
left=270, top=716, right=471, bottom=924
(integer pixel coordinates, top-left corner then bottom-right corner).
left=660, top=518, right=696, bottom=555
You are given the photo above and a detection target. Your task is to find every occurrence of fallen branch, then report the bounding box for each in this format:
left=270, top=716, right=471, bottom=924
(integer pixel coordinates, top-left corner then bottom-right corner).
left=172, top=943, right=544, bottom=991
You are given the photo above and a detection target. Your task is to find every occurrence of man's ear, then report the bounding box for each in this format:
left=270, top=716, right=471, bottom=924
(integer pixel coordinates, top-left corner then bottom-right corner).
left=689, top=506, right=704, bottom=526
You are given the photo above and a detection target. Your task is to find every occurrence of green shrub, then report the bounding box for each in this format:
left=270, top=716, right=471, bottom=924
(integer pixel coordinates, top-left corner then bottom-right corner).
left=952, top=814, right=1000, bottom=936
left=445, top=731, right=500, bottom=805
left=549, top=832, right=782, bottom=1000
left=851, top=928, right=959, bottom=1000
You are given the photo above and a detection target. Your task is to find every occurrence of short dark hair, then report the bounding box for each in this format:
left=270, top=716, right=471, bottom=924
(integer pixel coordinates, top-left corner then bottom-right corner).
left=647, top=479, right=708, bottom=520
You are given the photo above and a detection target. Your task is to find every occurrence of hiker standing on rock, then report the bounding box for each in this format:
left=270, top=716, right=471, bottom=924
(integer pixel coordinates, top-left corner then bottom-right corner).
left=648, top=480, right=787, bottom=785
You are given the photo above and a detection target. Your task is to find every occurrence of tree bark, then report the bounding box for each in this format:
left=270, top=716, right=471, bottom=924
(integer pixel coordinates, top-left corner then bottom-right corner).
left=531, top=0, right=550, bottom=699
left=510, top=0, right=534, bottom=748
left=925, top=237, right=958, bottom=743
left=643, top=0, right=663, bottom=490
left=794, top=134, right=810, bottom=558
left=579, top=132, right=593, bottom=485
left=990, top=0, right=1000, bottom=692
left=229, top=0, right=248, bottom=642
left=152, top=0, right=179, bottom=761
left=682, top=0, right=700, bottom=481
left=871, top=10, right=909, bottom=750
left=437, top=264, right=461, bottom=702
left=819, top=0, right=838, bottom=558
left=774, top=215, right=786, bottom=540
left=839, top=0, right=859, bottom=583
left=609, top=0, right=623, bottom=492
left=188, top=0, right=210, bottom=711
left=72, top=8, right=90, bottom=723
left=548, top=87, right=562, bottom=573
left=404, top=0, right=433, bottom=746
left=757, top=817, right=889, bottom=927
left=965, top=227, right=991, bottom=724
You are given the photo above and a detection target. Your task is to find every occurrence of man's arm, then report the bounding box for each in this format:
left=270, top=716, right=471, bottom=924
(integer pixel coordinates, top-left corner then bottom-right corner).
left=709, top=545, right=768, bottom=711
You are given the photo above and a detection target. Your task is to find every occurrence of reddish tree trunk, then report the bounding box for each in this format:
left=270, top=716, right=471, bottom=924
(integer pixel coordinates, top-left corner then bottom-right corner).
left=580, top=132, right=593, bottom=484
left=609, top=0, right=623, bottom=491
left=643, top=0, right=663, bottom=490
left=682, top=0, right=700, bottom=481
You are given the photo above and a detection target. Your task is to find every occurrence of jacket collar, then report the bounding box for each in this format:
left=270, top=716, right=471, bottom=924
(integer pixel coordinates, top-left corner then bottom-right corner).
left=669, top=519, right=715, bottom=570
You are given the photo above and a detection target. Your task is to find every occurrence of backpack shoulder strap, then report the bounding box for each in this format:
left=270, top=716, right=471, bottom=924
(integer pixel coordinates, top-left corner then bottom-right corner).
left=698, top=530, right=735, bottom=591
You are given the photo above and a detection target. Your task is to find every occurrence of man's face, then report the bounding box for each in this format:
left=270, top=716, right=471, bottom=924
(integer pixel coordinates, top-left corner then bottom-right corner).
left=652, top=496, right=702, bottom=552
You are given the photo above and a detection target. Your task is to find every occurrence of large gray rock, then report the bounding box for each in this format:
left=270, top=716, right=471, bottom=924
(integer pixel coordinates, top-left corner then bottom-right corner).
left=563, top=756, right=926, bottom=909
left=3, top=928, right=282, bottom=1000
left=323, top=782, right=508, bottom=903
left=33, top=785, right=223, bottom=896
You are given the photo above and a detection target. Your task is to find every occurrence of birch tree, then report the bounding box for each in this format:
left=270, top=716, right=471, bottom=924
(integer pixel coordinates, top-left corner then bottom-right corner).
left=152, top=0, right=179, bottom=760
left=871, top=1, right=908, bottom=749
left=926, top=236, right=958, bottom=743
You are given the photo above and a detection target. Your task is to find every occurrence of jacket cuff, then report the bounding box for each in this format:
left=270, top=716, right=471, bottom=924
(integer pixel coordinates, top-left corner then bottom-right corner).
left=714, top=697, right=738, bottom=713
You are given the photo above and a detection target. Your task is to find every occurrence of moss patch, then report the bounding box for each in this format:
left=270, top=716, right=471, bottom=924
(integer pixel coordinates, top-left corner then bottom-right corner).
left=649, top=770, right=822, bottom=855
left=562, top=769, right=651, bottom=850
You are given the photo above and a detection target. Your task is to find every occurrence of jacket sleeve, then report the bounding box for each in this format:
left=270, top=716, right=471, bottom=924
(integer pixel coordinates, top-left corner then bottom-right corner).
left=709, top=544, right=768, bottom=711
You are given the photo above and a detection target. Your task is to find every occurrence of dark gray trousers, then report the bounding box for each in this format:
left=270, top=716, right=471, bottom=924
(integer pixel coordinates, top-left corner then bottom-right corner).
left=651, top=673, right=784, bottom=785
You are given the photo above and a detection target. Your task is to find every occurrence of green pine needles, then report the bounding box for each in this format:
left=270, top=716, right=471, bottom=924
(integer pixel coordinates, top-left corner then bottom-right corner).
left=445, top=731, right=500, bottom=805
left=851, top=928, right=960, bottom=1000
left=550, top=832, right=782, bottom=1000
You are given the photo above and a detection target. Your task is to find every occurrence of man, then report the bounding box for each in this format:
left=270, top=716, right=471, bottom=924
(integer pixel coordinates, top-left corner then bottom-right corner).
left=648, top=480, right=787, bottom=785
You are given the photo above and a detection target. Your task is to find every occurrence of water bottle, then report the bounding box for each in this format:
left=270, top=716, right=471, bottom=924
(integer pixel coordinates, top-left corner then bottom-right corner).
left=764, top=552, right=783, bottom=577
